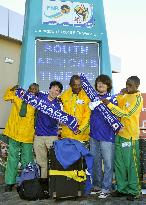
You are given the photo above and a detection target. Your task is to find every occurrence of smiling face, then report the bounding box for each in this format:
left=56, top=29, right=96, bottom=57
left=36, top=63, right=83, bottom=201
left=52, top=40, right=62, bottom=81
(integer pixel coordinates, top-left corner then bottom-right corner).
left=70, top=79, right=82, bottom=95
left=126, top=79, right=139, bottom=94
left=28, top=84, right=39, bottom=95
left=96, top=81, right=108, bottom=95
left=48, top=85, right=61, bottom=101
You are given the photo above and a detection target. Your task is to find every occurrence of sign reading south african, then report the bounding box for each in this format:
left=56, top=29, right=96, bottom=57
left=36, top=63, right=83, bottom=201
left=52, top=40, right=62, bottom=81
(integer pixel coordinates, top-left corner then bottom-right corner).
left=42, top=0, right=93, bottom=27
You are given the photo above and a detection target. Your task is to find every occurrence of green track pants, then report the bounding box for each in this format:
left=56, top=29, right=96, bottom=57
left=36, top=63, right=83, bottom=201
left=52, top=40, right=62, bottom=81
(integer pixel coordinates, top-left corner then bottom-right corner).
left=5, top=138, right=33, bottom=185
left=115, top=135, right=141, bottom=195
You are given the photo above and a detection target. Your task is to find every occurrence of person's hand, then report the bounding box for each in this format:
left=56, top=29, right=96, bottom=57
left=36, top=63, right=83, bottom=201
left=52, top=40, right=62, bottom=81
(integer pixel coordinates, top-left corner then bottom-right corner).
left=10, top=85, right=19, bottom=91
left=58, top=97, right=63, bottom=104
left=74, top=127, right=81, bottom=135
left=89, top=100, right=102, bottom=110
left=101, top=98, right=110, bottom=105
left=120, top=88, right=128, bottom=95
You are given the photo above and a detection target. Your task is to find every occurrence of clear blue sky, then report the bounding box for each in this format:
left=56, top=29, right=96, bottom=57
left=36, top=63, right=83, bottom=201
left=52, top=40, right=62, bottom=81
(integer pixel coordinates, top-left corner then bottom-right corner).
left=0, top=0, right=146, bottom=93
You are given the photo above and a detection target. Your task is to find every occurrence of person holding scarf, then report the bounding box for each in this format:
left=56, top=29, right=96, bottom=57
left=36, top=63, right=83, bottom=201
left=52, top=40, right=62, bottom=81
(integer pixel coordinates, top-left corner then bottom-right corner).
left=60, top=75, right=91, bottom=145
left=90, top=74, right=116, bottom=199
left=3, top=83, right=39, bottom=192
left=33, top=81, right=63, bottom=180
left=102, top=76, right=143, bottom=201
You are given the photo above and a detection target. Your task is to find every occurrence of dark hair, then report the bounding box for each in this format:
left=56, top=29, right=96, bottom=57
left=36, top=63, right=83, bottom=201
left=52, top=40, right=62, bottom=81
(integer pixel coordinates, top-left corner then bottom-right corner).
left=49, top=81, right=63, bottom=93
left=29, top=83, right=39, bottom=89
left=69, top=75, right=80, bottom=85
left=127, top=76, right=140, bottom=86
left=95, top=74, right=112, bottom=92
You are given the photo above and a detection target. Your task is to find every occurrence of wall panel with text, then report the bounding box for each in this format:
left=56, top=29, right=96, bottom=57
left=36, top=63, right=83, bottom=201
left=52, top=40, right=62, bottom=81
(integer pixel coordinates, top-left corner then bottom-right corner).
left=36, top=39, right=100, bottom=91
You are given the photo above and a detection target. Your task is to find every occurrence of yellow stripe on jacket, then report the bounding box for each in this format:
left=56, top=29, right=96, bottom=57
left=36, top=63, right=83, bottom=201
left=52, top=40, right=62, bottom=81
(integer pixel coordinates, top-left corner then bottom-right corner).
left=107, top=92, right=143, bottom=140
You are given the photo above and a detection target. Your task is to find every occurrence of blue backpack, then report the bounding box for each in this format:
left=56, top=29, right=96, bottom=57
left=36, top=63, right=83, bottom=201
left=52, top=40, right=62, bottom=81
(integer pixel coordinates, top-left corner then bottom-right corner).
left=17, top=162, right=40, bottom=186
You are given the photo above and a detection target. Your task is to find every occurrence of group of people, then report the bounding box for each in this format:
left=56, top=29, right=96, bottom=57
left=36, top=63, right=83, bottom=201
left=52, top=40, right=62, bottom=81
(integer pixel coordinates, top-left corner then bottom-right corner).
left=3, top=74, right=143, bottom=201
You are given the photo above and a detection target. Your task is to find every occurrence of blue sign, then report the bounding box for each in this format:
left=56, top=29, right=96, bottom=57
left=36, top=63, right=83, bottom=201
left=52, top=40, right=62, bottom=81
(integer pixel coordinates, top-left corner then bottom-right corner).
left=36, top=40, right=99, bottom=90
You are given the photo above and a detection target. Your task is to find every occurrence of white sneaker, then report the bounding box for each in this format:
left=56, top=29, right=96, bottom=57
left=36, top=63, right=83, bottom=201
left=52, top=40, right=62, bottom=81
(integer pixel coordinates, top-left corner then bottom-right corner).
left=90, top=190, right=101, bottom=195
left=98, top=192, right=109, bottom=199
left=97, top=190, right=102, bottom=194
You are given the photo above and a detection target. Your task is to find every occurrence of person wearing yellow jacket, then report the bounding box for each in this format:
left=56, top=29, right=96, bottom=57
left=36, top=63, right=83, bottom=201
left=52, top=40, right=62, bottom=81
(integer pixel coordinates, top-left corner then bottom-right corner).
left=60, top=75, right=91, bottom=143
left=3, top=83, right=39, bottom=192
left=102, top=76, right=143, bottom=201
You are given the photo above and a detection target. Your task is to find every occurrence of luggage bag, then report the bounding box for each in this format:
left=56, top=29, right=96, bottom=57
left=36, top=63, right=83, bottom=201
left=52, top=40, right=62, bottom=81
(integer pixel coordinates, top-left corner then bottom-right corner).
left=48, top=147, right=86, bottom=199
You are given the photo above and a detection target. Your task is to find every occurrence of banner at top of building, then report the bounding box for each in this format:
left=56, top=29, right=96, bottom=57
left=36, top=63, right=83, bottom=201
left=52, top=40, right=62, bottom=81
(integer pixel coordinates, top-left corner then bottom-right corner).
left=42, top=0, right=93, bottom=27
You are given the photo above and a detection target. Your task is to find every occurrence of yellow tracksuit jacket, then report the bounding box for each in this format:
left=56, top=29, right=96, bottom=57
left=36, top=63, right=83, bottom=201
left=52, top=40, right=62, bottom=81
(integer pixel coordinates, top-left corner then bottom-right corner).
left=60, top=88, right=91, bottom=141
left=107, top=92, right=143, bottom=140
left=3, top=87, right=35, bottom=143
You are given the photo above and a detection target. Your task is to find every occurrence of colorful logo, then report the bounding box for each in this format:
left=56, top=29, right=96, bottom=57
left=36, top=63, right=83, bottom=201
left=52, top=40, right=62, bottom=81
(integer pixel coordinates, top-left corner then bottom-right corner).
left=42, top=0, right=93, bottom=27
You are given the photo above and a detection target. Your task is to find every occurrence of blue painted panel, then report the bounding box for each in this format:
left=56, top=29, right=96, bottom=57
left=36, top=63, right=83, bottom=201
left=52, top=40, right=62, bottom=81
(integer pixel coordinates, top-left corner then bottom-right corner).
left=18, top=0, right=112, bottom=89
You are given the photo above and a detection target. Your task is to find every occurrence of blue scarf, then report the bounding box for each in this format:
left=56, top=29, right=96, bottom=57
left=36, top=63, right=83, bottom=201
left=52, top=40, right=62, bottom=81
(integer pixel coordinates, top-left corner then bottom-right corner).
left=80, top=73, right=123, bottom=133
left=16, top=88, right=78, bottom=132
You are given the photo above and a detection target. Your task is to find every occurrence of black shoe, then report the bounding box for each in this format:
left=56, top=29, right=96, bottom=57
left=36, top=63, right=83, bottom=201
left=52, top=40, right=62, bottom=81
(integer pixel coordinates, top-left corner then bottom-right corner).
left=5, top=184, right=14, bottom=192
left=127, top=194, right=135, bottom=201
left=111, top=190, right=127, bottom=197
left=127, top=194, right=142, bottom=201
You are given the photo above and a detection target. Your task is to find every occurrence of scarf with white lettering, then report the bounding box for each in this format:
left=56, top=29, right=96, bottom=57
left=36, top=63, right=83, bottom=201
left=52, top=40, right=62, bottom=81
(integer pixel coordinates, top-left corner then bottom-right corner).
left=16, top=88, right=78, bottom=132
left=80, top=73, right=123, bottom=133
